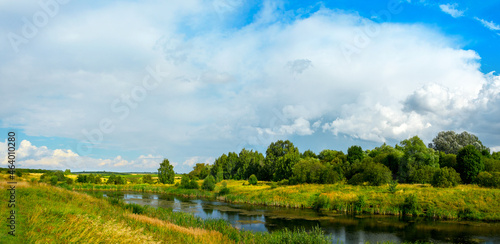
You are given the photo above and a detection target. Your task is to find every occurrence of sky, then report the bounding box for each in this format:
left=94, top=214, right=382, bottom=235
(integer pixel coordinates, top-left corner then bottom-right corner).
left=1, top=0, right=499, bottom=173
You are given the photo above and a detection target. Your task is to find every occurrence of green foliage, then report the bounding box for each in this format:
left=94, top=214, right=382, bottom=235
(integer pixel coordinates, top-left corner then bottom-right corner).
left=477, top=172, right=500, bottom=188
left=188, top=163, right=211, bottom=180
left=438, top=152, right=457, bottom=170
left=158, top=158, right=175, bottom=184
left=354, top=195, right=367, bottom=212
left=401, top=194, right=419, bottom=216
left=202, top=175, right=216, bottom=191
left=265, top=140, right=301, bottom=182
left=248, top=174, right=258, bottom=185
left=457, top=145, right=484, bottom=184
left=398, top=136, right=439, bottom=183
left=484, top=157, right=500, bottom=172
left=270, top=182, right=278, bottom=189
left=66, top=177, right=74, bottom=185
left=15, top=170, right=23, bottom=177
left=388, top=180, right=398, bottom=193
left=218, top=181, right=230, bottom=195
left=49, top=176, right=58, bottom=185
left=348, top=160, right=392, bottom=186
left=429, top=131, right=488, bottom=155
left=301, top=149, right=318, bottom=159
left=142, top=174, right=155, bottom=184
left=64, top=169, right=71, bottom=175
left=431, top=167, right=461, bottom=188
left=347, top=145, right=363, bottom=163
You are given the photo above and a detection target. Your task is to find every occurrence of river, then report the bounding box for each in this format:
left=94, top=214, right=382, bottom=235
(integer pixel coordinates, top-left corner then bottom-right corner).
left=102, top=191, right=500, bottom=244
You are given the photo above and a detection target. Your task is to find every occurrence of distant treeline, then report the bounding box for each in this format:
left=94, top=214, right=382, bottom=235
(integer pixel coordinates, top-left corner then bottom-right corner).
left=186, top=131, right=500, bottom=188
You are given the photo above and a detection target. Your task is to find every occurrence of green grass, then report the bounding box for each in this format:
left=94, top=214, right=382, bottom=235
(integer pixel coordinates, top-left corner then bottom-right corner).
left=72, top=180, right=500, bottom=221
left=0, top=180, right=331, bottom=244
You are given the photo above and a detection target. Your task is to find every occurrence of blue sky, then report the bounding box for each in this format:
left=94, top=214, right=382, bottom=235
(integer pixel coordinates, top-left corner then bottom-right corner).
left=1, top=0, right=499, bottom=173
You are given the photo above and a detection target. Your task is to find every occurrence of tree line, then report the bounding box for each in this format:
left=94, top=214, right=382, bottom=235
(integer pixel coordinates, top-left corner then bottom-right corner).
left=163, top=131, right=500, bottom=188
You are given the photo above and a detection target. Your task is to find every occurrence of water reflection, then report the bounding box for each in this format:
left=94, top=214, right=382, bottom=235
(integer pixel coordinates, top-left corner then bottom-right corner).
left=102, top=191, right=500, bottom=244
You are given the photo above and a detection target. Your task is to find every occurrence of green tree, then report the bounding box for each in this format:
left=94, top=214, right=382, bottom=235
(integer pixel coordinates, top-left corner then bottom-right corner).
left=398, top=136, right=439, bottom=183
left=456, top=145, right=484, bottom=184
left=347, top=145, right=364, bottom=163
left=64, top=169, right=71, bottom=175
left=248, top=174, right=258, bottom=185
left=49, top=176, right=58, bottom=185
left=265, top=140, right=300, bottom=181
left=158, top=159, right=175, bottom=184
left=348, top=159, right=392, bottom=186
left=188, top=163, right=211, bottom=180
left=202, top=175, right=216, bottom=191
left=107, top=174, right=116, bottom=185
left=431, top=167, right=461, bottom=188
left=301, top=149, right=318, bottom=159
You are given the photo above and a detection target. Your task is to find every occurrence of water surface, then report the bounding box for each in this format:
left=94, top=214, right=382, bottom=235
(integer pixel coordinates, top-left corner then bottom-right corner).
left=102, top=191, right=500, bottom=244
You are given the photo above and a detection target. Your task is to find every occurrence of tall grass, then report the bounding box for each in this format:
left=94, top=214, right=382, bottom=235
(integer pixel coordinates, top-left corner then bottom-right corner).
left=0, top=180, right=331, bottom=244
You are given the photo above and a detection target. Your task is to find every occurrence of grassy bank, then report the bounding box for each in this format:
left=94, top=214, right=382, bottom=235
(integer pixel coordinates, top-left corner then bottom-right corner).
left=72, top=180, right=500, bottom=221
left=0, top=180, right=332, bottom=244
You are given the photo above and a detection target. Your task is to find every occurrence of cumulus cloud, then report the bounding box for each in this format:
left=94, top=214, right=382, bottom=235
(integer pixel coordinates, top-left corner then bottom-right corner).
left=0, top=139, right=164, bottom=171
left=1, top=1, right=500, bottom=168
left=439, top=4, right=464, bottom=18
left=474, top=17, right=500, bottom=31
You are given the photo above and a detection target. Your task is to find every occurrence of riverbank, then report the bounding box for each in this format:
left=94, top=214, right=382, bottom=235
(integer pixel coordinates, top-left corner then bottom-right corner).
left=72, top=180, right=500, bottom=221
left=0, top=181, right=334, bottom=244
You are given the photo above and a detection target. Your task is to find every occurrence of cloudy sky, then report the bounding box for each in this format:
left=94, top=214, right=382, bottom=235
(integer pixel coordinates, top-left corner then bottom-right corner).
left=1, top=0, right=499, bottom=173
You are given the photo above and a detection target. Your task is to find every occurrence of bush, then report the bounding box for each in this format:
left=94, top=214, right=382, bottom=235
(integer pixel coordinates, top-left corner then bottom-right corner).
left=15, top=171, right=22, bottom=177
left=248, top=174, right=258, bottom=185
left=49, top=176, right=58, bottom=186
left=431, top=167, right=461, bottom=188
left=270, top=182, right=278, bottom=189
left=401, top=194, right=419, bottom=216
left=188, top=178, right=199, bottom=190
left=66, top=178, right=74, bottom=185
left=388, top=180, right=398, bottom=193
left=278, top=179, right=289, bottom=186
left=202, top=175, right=216, bottom=191
left=218, top=181, right=230, bottom=195
left=354, top=195, right=367, bottom=213
left=477, top=172, right=500, bottom=188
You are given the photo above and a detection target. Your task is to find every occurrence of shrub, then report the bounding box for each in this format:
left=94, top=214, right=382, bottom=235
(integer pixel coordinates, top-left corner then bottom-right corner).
left=431, top=167, right=461, bottom=188
left=270, top=182, right=278, bottom=189
left=401, top=194, right=419, bottom=216
left=66, top=178, right=74, bottom=185
left=477, top=172, right=500, bottom=188
left=278, top=179, right=289, bottom=186
left=218, top=181, right=230, bottom=195
left=15, top=171, right=22, bottom=177
left=348, top=162, right=392, bottom=186
left=49, top=176, right=58, bottom=186
left=388, top=180, right=398, bottom=193
left=188, top=178, right=199, bottom=190
left=202, top=175, right=216, bottom=191
left=354, top=195, right=367, bottom=213
left=248, top=174, right=258, bottom=185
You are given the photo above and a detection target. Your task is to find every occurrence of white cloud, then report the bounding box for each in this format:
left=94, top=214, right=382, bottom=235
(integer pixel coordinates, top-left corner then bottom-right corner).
left=0, top=139, right=166, bottom=172
left=182, top=156, right=214, bottom=168
left=1, top=2, right=500, bottom=169
left=439, top=4, right=464, bottom=18
left=474, top=17, right=500, bottom=31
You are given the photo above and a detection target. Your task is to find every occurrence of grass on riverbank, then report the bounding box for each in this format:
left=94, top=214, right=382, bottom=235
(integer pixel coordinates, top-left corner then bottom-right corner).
left=72, top=180, right=500, bottom=221
left=0, top=180, right=332, bottom=244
